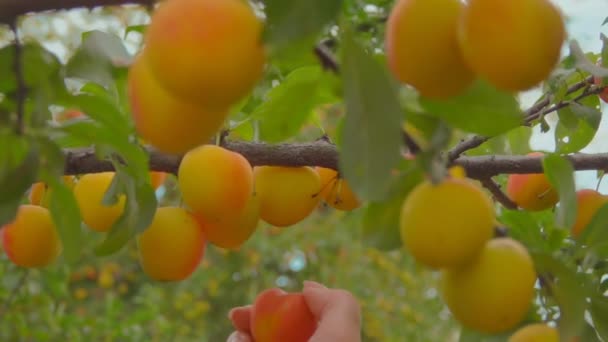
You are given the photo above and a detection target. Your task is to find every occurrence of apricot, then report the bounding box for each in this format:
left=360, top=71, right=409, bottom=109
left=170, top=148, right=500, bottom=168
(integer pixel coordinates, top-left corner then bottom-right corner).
left=136, top=207, right=206, bottom=281
left=1, top=205, right=61, bottom=268
left=508, top=323, right=559, bottom=342
left=593, top=75, right=608, bottom=103
left=144, top=0, right=266, bottom=109
left=149, top=171, right=168, bottom=190
left=506, top=153, right=559, bottom=211
left=385, top=0, right=475, bottom=99
left=316, top=167, right=361, bottom=211
left=55, top=109, right=84, bottom=122
left=73, top=172, right=126, bottom=233
left=253, top=166, right=322, bottom=227
left=28, top=176, right=76, bottom=207
left=199, top=193, right=259, bottom=250
left=127, top=53, right=228, bottom=155
left=441, top=237, right=537, bottom=333
left=400, top=176, right=495, bottom=269
left=571, top=189, right=608, bottom=238
left=250, top=288, right=317, bottom=342
left=458, top=0, right=566, bottom=92
left=178, top=145, right=253, bottom=223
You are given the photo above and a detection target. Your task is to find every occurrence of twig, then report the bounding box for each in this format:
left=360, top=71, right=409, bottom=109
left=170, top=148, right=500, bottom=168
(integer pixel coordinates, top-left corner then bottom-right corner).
left=479, top=178, right=518, bottom=209
left=0, top=269, right=28, bottom=314
left=448, top=136, right=489, bottom=162
left=313, top=43, right=339, bottom=73
left=10, top=20, right=26, bottom=135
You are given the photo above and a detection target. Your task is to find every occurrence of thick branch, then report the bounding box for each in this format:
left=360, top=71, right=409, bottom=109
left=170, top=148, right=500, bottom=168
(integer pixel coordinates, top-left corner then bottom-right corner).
left=0, top=0, right=153, bottom=22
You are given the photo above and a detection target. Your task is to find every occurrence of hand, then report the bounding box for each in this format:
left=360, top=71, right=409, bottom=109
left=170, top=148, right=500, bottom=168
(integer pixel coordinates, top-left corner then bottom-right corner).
left=227, top=281, right=361, bottom=342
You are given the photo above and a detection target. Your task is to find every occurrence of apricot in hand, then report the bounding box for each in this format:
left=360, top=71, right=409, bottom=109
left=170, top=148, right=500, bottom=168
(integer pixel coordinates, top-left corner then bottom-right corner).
left=253, top=166, right=322, bottom=227
left=1, top=205, right=61, bottom=268
left=316, top=167, right=361, bottom=211
left=386, top=0, right=475, bottom=99
left=458, top=0, right=566, bottom=92
left=144, top=0, right=266, bottom=109
left=506, top=153, right=559, bottom=211
left=250, top=288, right=317, bottom=342
left=73, top=172, right=125, bottom=233
left=137, top=207, right=206, bottom=281
left=400, top=174, right=495, bottom=269
left=178, top=145, right=253, bottom=223
left=127, top=53, right=228, bottom=155
left=441, top=237, right=537, bottom=334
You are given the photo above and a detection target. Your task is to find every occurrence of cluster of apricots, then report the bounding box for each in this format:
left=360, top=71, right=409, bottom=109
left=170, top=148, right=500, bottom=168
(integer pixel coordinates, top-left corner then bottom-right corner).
left=399, top=167, right=540, bottom=337
left=386, top=0, right=566, bottom=99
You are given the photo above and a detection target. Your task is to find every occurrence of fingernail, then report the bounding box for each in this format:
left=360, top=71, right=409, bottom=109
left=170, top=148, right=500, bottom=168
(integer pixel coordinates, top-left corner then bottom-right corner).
left=303, top=280, right=327, bottom=290
left=227, top=332, right=249, bottom=342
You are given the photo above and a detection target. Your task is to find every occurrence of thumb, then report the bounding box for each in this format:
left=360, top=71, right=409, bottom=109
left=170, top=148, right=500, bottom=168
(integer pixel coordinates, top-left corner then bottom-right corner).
left=302, top=281, right=361, bottom=342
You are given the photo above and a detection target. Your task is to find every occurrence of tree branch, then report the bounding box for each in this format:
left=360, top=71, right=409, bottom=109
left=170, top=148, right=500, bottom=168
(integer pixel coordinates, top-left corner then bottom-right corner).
left=479, top=178, right=518, bottom=209
left=0, top=0, right=153, bottom=22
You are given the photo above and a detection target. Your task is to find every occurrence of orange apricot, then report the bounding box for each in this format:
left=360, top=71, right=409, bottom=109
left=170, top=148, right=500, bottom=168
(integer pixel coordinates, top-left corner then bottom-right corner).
left=73, top=172, right=125, bottom=233
left=178, top=145, right=253, bottom=223
left=571, top=189, right=608, bottom=238
left=144, top=0, right=266, bottom=109
left=253, top=166, right=322, bottom=227
left=149, top=171, right=168, bottom=190
left=136, top=207, right=206, bottom=281
left=127, top=53, right=228, bottom=155
left=316, top=167, right=361, bottom=211
left=1, top=205, right=61, bottom=268
left=506, top=152, right=559, bottom=211
left=28, top=176, right=77, bottom=208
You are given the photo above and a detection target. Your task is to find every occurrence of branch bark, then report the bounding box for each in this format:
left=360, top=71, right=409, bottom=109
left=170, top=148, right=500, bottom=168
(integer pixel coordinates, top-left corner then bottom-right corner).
left=0, top=0, right=153, bottom=22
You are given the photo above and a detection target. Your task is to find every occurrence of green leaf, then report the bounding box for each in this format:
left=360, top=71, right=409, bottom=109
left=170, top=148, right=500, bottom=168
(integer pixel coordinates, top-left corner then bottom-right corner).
left=542, top=154, right=576, bottom=229
left=499, top=210, right=547, bottom=253
left=577, top=202, right=608, bottom=258
left=338, top=29, right=403, bottom=201
left=569, top=40, right=608, bottom=77
left=263, top=0, right=343, bottom=48
left=507, top=126, right=532, bottom=155
left=555, top=102, right=602, bottom=154
left=66, top=30, right=132, bottom=91
left=0, top=139, right=39, bottom=226
left=532, top=253, right=588, bottom=341
left=252, top=66, right=333, bottom=142
left=47, top=180, right=82, bottom=264
left=419, top=79, right=524, bottom=136
left=590, top=297, right=608, bottom=341
left=362, top=164, right=424, bottom=251
left=0, top=42, right=63, bottom=93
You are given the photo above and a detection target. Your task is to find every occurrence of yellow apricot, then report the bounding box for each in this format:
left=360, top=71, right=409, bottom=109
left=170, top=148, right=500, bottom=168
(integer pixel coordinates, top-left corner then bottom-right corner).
left=1, top=205, right=61, bottom=268
left=508, top=323, right=559, bottom=342
left=316, top=167, right=361, bottom=211
left=137, top=207, right=206, bottom=281
left=253, top=166, right=322, bottom=227
left=458, top=0, right=566, bottom=92
left=178, top=145, right=253, bottom=223
left=73, top=172, right=125, bottom=233
left=571, top=189, right=608, bottom=238
left=441, top=238, right=537, bottom=334
left=127, top=53, right=228, bottom=155
left=400, top=176, right=495, bottom=269
left=28, top=176, right=76, bottom=207
left=199, top=193, right=260, bottom=250
left=506, top=153, right=559, bottom=211
left=386, top=0, right=475, bottom=99
left=144, top=0, right=266, bottom=109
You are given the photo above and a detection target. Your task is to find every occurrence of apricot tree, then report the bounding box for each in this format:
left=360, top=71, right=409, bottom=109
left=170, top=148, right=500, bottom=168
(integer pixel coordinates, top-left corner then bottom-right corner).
left=1, top=0, right=608, bottom=341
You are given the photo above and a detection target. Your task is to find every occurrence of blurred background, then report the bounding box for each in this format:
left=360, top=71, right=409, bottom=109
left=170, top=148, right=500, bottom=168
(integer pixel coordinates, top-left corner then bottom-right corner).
left=1, top=1, right=607, bottom=341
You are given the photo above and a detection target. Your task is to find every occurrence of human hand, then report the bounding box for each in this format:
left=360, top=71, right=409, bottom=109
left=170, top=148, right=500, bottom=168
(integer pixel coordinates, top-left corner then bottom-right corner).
left=227, top=280, right=361, bottom=342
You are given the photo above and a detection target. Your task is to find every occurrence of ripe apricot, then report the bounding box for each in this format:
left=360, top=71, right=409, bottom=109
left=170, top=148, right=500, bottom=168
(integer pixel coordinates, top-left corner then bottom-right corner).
left=508, top=323, right=559, bottom=342
left=250, top=288, right=317, bottom=342
left=28, top=176, right=76, bottom=207
left=178, top=145, right=253, bottom=223
left=386, top=0, right=475, bottom=99
left=1, top=205, right=61, bottom=268
left=458, top=0, right=566, bottom=92
left=506, top=153, right=559, bottom=211
left=137, top=207, right=206, bottom=281
left=73, top=172, right=125, bottom=233
left=593, top=75, right=608, bottom=103
left=127, top=53, right=228, bottom=155
left=571, top=189, right=608, bottom=238
left=199, top=193, right=259, bottom=250
left=55, top=109, right=84, bottom=122
left=149, top=171, right=168, bottom=190
left=144, top=0, right=266, bottom=109
left=253, top=166, right=322, bottom=227
left=400, top=176, right=495, bottom=269
left=441, top=237, right=537, bottom=333
left=316, top=167, right=361, bottom=211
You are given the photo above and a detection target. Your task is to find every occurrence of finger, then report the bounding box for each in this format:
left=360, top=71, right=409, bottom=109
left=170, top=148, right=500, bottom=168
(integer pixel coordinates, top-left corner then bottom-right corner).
left=228, top=305, right=253, bottom=333
left=227, top=331, right=253, bottom=342
left=303, top=287, right=362, bottom=342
